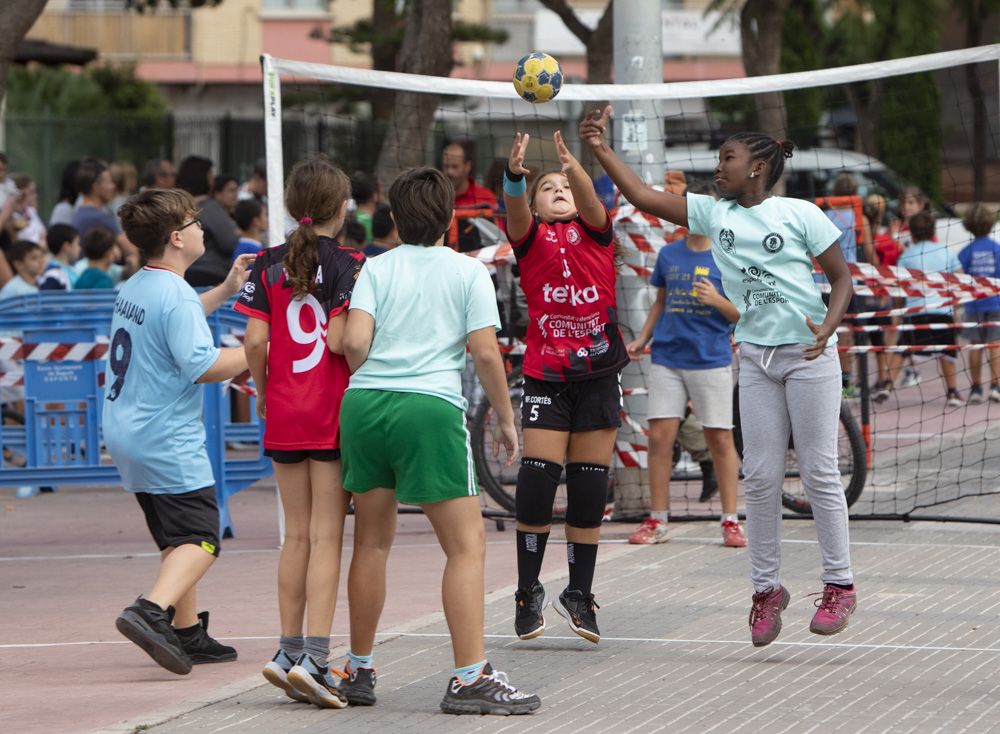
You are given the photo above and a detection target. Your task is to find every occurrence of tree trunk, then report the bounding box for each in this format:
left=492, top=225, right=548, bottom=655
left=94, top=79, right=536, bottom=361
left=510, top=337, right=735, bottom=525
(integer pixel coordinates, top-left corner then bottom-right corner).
left=740, top=0, right=789, bottom=141
left=965, top=2, right=987, bottom=200
left=374, top=0, right=453, bottom=185
left=370, top=0, right=400, bottom=125
left=0, top=0, right=50, bottom=108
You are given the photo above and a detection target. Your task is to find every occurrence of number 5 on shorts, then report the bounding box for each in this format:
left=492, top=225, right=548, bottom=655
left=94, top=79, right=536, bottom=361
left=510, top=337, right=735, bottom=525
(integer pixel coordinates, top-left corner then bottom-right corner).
left=529, top=404, right=539, bottom=422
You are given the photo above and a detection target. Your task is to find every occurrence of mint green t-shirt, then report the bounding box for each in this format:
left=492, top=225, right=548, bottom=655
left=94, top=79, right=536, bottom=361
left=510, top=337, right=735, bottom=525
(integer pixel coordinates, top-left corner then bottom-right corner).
left=686, top=193, right=842, bottom=346
left=347, top=244, right=500, bottom=410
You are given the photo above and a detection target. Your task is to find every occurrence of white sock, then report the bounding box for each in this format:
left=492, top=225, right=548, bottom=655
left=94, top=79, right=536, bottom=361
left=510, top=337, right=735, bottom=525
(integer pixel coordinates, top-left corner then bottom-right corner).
left=651, top=510, right=669, bottom=523
left=721, top=514, right=739, bottom=524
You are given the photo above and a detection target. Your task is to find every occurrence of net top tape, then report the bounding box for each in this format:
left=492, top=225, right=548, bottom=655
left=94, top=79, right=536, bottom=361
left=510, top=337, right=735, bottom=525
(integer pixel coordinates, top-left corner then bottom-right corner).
left=265, top=45, right=1000, bottom=102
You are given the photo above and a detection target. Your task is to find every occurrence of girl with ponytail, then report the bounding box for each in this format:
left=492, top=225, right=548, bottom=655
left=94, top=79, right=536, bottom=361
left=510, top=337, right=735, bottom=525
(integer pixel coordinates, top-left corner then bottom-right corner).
left=235, top=155, right=365, bottom=708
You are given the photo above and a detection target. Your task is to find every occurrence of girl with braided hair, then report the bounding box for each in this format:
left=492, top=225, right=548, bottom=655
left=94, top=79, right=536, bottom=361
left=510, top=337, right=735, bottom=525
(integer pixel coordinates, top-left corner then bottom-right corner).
left=580, top=108, right=857, bottom=647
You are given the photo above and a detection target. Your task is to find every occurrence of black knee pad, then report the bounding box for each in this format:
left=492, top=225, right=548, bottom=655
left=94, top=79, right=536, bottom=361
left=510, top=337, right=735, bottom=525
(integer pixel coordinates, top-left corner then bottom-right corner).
left=515, top=457, right=562, bottom=526
left=565, top=463, right=609, bottom=529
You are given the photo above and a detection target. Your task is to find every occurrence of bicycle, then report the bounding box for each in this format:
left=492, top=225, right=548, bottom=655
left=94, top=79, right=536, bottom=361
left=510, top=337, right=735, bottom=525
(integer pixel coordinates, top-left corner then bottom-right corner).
left=471, top=368, right=867, bottom=516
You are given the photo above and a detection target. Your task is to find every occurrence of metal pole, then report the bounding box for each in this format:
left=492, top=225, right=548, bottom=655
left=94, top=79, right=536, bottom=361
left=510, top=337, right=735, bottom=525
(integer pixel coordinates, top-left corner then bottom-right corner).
left=613, top=0, right=665, bottom=184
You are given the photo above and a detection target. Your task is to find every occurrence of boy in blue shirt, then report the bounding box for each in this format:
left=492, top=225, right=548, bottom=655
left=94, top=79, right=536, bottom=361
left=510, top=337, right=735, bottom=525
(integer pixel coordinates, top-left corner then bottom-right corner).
left=106, top=188, right=255, bottom=675
left=957, top=203, right=1000, bottom=403
left=37, top=224, right=81, bottom=290
left=893, top=210, right=963, bottom=407
left=625, top=181, right=745, bottom=548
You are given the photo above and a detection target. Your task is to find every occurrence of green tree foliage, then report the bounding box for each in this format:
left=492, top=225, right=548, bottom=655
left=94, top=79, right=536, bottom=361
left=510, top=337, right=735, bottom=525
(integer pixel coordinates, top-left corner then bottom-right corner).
left=779, top=0, right=825, bottom=148
left=6, top=64, right=167, bottom=116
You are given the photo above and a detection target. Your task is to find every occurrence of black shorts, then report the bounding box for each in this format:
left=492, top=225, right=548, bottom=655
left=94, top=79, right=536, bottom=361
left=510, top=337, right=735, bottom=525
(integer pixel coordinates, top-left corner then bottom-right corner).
left=521, top=371, right=622, bottom=432
left=264, top=448, right=341, bottom=464
left=135, top=486, right=221, bottom=556
left=902, top=314, right=957, bottom=357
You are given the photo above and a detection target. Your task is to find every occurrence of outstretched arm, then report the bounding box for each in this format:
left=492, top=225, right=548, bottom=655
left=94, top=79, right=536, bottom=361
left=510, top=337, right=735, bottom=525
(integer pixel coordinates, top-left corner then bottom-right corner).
left=553, top=130, right=607, bottom=229
left=503, top=132, right=534, bottom=243
left=579, top=105, right=688, bottom=227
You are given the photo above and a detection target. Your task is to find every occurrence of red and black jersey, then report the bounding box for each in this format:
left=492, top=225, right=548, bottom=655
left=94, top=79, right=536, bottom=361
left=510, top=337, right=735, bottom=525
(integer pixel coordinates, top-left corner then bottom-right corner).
left=234, top=237, right=364, bottom=450
left=511, top=211, right=628, bottom=382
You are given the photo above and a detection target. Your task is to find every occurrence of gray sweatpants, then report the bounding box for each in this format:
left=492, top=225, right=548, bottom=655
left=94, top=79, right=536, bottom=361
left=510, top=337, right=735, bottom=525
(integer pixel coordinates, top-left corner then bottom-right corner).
left=739, top=343, right=853, bottom=592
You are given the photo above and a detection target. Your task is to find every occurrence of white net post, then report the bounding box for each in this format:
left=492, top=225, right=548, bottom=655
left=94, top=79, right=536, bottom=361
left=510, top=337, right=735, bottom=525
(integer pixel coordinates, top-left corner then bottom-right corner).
left=261, top=53, right=287, bottom=249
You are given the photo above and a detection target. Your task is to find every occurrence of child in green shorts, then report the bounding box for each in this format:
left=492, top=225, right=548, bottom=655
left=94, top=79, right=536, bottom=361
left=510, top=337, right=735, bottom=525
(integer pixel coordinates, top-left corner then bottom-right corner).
left=340, top=166, right=541, bottom=715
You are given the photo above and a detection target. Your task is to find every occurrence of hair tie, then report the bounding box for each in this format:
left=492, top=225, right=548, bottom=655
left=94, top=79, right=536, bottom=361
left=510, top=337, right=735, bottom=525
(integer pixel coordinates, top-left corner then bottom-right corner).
left=299, top=216, right=313, bottom=226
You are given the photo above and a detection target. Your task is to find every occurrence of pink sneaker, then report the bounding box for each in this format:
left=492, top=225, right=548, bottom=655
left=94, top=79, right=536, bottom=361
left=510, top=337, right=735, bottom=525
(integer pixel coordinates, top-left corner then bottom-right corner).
left=721, top=520, right=746, bottom=547
left=809, top=584, right=857, bottom=635
left=749, top=585, right=790, bottom=647
left=628, top=518, right=668, bottom=545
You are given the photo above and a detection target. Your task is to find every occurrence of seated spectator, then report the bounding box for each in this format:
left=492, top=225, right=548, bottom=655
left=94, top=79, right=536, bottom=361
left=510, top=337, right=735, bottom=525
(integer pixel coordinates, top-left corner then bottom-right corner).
left=177, top=155, right=239, bottom=287
left=71, top=159, right=137, bottom=274
left=232, top=198, right=267, bottom=261
left=0, top=240, right=45, bottom=299
left=74, top=226, right=119, bottom=290
left=7, top=173, right=45, bottom=246
left=213, top=175, right=239, bottom=216
left=50, top=160, right=81, bottom=227
left=351, top=171, right=379, bottom=244
left=363, top=203, right=399, bottom=258
left=38, top=223, right=81, bottom=291
left=139, top=158, right=176, bottom=191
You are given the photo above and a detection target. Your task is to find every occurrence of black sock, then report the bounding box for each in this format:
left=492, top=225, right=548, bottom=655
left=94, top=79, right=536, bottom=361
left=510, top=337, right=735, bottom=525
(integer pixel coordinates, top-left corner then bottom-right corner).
left=516, top=530, right=549, bottom=590
left=566, top=542, right=598, bottom=596
left=830, top=582, right=854, bottom=590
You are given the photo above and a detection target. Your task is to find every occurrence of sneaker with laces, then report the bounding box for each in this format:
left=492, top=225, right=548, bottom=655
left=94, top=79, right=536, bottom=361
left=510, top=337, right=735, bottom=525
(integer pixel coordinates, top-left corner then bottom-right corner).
left=721, top=519, right=746, bottom=547
left=552, top=588, right=600, bottom=643
left=287, top=653, right=349, bottom=708
left=514, top=581, right=548, bottom=640
left=262, top=649, right=311, bottom=703
left=992, top=385, right=1000, bottom=403
left=900, top=367, right=920, bottom=388
left=175, top=611, right=237, bottom=664
left=115, top=597, right=192, bottom=675
left=339, top=662, right=377, bottom=706
left=439, top=662, right=541, bottom=715
left=946, top=390, right=964, bottom=408
left=968, top=386, right=986, bottom=404
left=841, top=384, right=859, bottom=399
left=809, top=584, right=857, bottom=635
left=628, top=517, right=668, bottom=545
left=749, top=585, right=790, bottom=647
left=871, top=381, right=892, bottom=403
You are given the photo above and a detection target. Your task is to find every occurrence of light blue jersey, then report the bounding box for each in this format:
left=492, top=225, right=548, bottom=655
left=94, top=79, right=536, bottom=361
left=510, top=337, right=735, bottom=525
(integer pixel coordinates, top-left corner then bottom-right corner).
left=686, top=193, right=842, bottom=346
left=898, top=240, right=960, bottom=315
left=102, top=266, right=220, bottom=494
left=347, top=244, right=500, bottom=410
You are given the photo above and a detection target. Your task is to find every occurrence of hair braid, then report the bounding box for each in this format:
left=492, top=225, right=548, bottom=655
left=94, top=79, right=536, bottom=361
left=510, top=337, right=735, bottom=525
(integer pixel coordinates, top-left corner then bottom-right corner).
left=725, top=132, right=795, bottom=191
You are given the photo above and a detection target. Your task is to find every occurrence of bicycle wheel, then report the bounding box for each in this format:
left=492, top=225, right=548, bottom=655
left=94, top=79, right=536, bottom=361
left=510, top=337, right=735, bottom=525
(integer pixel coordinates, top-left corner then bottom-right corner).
left=732, top=386, right=867, bottom=515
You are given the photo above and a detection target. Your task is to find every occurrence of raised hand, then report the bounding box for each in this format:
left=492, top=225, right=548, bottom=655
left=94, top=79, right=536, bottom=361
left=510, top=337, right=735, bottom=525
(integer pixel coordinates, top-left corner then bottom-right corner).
left=553, top=130, right=578, bottom=173
left=579, top=105, right=613, bottom=149
left=508, top=132, right=530, bottom=177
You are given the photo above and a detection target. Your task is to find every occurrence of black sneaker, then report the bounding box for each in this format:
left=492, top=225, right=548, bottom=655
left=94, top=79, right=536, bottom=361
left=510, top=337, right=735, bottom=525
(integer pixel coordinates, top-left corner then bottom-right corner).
left=552, top=588, right=600, bottom=644
left=174, top=611, right=237, bottom=664
left=514, top=581, right=548, bottom=640
left=287, top=653, right=348, bottom=709
left=439, top=662, right=541, bottom=715
left=698, top=461, right=718, bottom=502
left=115, top=597, right=192, bottom=675
left=339, top=662, right=377, bottom=706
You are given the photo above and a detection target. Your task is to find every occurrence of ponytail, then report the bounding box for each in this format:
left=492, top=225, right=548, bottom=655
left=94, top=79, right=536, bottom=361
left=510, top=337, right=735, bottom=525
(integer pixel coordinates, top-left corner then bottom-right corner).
left=284, top=218, right=320, bottom=299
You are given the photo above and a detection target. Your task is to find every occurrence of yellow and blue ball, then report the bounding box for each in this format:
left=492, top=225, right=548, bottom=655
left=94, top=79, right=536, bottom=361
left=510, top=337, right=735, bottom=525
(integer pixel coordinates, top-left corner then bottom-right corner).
left=513, top=52, right=563, bottom=104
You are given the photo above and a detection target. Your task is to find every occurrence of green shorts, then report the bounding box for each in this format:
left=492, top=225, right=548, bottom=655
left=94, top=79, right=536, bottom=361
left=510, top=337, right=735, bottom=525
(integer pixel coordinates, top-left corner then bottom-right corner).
left=340, top=389, right=479, bottom=504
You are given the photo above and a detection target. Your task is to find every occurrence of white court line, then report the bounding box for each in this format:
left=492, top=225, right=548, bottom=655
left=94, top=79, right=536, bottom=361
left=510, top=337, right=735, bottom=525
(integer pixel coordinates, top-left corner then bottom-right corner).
left=4, top=631, right=1000, bottom=655
left=3, top=535, right=996, bottom=562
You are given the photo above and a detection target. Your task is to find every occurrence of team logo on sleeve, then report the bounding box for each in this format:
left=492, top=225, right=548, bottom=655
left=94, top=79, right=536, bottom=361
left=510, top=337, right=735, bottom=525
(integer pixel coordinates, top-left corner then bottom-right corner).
left=719, top=228, right=736, bottom=254
left=762, top=232, right=785, bottom=253
left=566, top=225, right=581, bottom=245
left=240, top=281, right=255, bottom=300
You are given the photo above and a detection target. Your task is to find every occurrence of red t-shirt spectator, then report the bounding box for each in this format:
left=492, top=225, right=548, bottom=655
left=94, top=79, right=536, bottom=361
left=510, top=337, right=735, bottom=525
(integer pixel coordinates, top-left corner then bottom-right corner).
left=454, top=178, right=497, bottom=212
left=234, top=237, right=364, bottom=450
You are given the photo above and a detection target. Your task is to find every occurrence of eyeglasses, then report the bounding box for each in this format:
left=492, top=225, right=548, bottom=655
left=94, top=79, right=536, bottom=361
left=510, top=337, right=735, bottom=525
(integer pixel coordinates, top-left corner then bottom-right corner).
left=178, top=218, right=202, bottom=232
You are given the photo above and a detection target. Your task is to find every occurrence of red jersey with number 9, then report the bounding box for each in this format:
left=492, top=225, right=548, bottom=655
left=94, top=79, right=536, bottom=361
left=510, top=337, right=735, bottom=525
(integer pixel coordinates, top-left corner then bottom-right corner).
left=511, top=212, right=628, bottom=381
left=234, top=237, right=364, bottom=449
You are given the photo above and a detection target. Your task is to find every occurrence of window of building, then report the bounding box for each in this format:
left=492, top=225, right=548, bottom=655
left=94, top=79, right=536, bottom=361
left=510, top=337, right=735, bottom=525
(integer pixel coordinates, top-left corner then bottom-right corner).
left=261, top=0, right=329, bottom=10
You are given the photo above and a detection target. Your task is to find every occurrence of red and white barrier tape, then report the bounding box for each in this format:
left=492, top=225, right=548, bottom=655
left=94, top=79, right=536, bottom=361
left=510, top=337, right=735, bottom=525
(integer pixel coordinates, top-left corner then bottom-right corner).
left=0, top=336, right=109, bottom=362
left=839, top=321, right=1000, bottom=333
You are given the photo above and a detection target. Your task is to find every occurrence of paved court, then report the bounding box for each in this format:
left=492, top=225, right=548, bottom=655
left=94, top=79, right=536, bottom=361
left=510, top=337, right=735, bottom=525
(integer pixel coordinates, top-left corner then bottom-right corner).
left=92, top=516, right=1000, bottom=734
